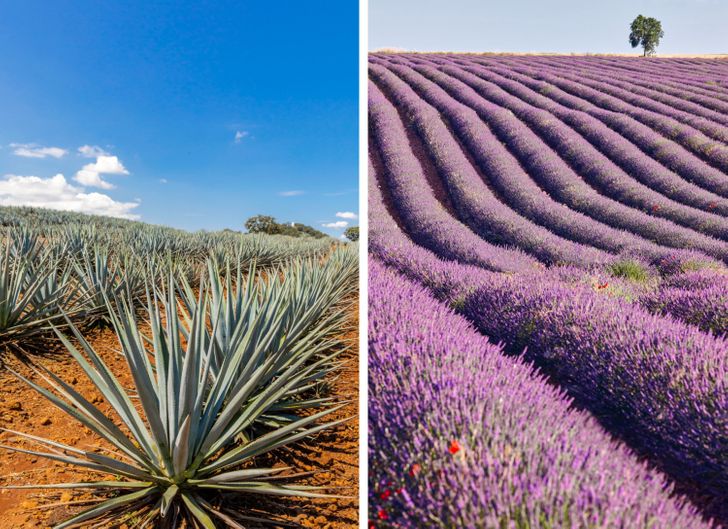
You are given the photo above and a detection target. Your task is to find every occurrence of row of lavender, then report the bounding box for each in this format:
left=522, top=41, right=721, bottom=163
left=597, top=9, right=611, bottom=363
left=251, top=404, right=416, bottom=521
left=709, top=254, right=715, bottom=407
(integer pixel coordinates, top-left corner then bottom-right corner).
left=368, top=133, right=728, bottom=528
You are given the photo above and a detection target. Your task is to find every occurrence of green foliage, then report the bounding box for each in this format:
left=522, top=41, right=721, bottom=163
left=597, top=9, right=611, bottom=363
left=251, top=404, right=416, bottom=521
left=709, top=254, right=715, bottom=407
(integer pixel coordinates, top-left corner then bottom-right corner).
left=344, top=226, right=359, bottom=242
left=609, top=260, right=651, bottom=283
left=629, top=15, right=664, bottom=56
left=244, top=214, right=328, bottom=239
left=285, top=222, right=328, bottom=239
left=244, top=214, right=279, bottom=235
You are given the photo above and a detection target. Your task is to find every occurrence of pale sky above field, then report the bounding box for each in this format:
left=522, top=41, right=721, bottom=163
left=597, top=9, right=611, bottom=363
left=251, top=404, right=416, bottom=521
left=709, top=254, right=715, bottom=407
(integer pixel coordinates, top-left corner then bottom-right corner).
left=370, top=0, right=727, bottom=54
left=0, top=2, right=358, bottom=234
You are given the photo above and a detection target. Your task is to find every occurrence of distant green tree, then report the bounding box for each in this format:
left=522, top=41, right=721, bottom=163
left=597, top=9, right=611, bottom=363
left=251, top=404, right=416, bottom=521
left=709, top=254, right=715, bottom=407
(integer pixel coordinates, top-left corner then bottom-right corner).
left=629, top=15, right=664, bottom=56
left=294, top=223, right=328, bottom=239
left=344, top=226, right=359, bottom=242
left=244, top=215, right=280, bottom=234
left=244, top=215, right=328, bottom=238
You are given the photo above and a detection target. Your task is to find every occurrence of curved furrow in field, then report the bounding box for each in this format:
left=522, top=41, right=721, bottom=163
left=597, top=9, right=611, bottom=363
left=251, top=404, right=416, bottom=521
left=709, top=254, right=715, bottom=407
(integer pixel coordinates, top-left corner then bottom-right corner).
left=408, top=56, right=728, bottom=241
left=662, top=57, right=728, bottom=74
left=368, top=62, right=611, bottom=266
left=486, top=57, right=728, bottom=173
left=588, top=68, right=728, bottom=106
left=374, top=57, right=728, bottom=263
left=533, top=57, right=728, bottom=124
left=434, top=56, right=728, bottom=219
left=369, top=80, right=539, bottom=273
left=465, top=57, right=728, bottom=198
left=635, top=58, right=728, bottom=83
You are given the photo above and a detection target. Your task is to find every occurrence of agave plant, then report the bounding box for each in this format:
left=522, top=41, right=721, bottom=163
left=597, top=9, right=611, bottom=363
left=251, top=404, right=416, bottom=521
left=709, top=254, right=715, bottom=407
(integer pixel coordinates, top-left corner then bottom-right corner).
left=71, top=246, right=145, bottom=324
left=10, top=226, right=45, bottom=262
left=173, top=251, right=357, bottom=435
left=1, top=268, right=351, bottom=528
left=60, top=225, right=100, bottom=259
left=0, top=241, right=77, bottom=349
left=182, top=252, right=357, bottom=371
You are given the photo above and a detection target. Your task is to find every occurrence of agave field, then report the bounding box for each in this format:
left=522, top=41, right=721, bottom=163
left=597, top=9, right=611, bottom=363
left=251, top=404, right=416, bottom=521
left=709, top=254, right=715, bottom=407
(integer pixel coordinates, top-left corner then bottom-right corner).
left=0, top=206, right=358, bottom=528
left=368, top=54, right=728, bottom=528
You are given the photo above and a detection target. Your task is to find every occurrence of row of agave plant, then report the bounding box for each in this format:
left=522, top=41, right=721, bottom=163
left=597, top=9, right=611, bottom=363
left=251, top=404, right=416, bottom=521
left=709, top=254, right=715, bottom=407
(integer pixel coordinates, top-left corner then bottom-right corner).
left=0, top=216, right=358, bottom=527
left=0, top=220, right=337, bottom=351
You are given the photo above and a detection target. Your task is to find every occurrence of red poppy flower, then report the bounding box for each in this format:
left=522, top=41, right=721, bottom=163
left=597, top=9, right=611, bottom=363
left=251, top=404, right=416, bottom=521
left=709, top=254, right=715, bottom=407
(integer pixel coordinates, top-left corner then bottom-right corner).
left=597, top=281, right=609, bottom=289
left=449, top=439, right=461, bottom=454
left=378, top=509, right=388, bottom=520
left=395, top=487, right=404, bottom=494
left=409, top=463, right=421, bottom=477
left=380, top=489, right=391, bottom=500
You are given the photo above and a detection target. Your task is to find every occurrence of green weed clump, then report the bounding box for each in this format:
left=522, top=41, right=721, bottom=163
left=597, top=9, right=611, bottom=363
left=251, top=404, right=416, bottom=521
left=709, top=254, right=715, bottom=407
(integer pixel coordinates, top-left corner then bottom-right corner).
left=609, top=260, right=650, bottom=283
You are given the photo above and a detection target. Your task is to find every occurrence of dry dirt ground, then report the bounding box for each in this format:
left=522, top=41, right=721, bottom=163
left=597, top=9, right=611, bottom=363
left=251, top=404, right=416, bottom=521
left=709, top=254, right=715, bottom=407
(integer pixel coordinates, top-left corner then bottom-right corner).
left=0, top=301, right=359, bottom=528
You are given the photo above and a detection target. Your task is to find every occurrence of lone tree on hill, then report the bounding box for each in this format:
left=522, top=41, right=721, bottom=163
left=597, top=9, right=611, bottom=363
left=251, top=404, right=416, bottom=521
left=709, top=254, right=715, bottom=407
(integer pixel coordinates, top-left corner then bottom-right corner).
left=344, top=226, right=359, bottom=242
left=245, top=214, right=280, bottom=234
left=629, top=15, right=664, bottom=56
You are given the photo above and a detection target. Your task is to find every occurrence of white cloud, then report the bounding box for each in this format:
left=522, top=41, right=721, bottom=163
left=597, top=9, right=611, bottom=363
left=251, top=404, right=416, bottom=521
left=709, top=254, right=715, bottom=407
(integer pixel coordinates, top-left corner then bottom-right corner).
left=322, top=221, right=348, bottom=229
left=0, top=174, right=140, bottom=219
left=10, top=143, right=67, bottom=159
left=78, top=145, right=110, bottom=158
left=159, top=178, right=168, bottom=184
left=234, top=130, right=249, bottom=143
left=278, top=190, right=304, bottom=197
left=74, top=155, right=129, bottom=189
left=336, top=211, right=357, bottom=219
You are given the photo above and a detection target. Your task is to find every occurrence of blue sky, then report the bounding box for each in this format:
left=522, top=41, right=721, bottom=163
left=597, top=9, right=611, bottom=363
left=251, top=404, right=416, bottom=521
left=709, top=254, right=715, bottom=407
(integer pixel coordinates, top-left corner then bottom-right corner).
left=370, top=0, right=727, bottom=54
left=0, top=1, right=358, bottom=235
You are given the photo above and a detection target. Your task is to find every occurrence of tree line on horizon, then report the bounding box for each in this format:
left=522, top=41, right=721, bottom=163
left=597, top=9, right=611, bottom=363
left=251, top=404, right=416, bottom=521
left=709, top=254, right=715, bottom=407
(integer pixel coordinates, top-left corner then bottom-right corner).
left=245, top=214, right=359, bottom=241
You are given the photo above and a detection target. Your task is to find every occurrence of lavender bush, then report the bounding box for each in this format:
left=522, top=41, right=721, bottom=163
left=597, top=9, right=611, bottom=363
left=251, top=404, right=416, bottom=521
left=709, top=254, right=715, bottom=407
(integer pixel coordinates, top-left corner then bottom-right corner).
left=640, top=271, right=728, bottom=334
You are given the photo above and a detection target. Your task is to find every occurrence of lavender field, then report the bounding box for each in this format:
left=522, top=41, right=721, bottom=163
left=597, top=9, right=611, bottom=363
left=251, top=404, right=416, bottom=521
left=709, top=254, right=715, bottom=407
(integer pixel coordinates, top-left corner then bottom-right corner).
left=368, top=55, right=728, bottom=528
